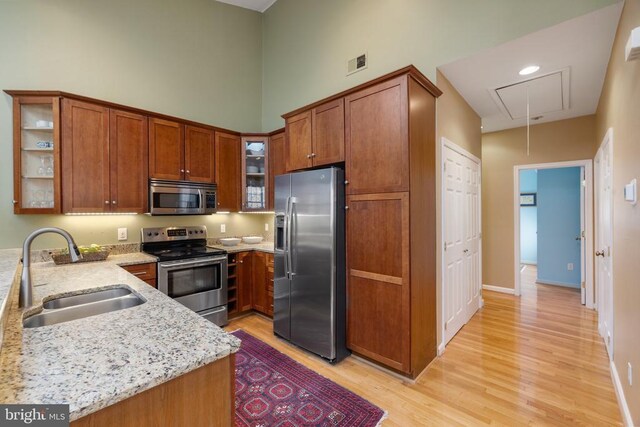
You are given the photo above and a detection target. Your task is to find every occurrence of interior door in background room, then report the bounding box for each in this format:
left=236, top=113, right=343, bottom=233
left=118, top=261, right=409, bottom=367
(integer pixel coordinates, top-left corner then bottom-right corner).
left=443, top=141, right=481, bottom=346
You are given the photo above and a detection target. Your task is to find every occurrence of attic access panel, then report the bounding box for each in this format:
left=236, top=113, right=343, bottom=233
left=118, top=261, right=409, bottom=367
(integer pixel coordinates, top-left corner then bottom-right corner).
left=493, top=70, right=569, bottom=120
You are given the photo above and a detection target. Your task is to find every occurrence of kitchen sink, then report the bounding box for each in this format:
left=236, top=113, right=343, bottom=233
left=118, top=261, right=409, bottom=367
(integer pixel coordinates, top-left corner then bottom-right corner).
left=43, top=287, right=133, bottom=309
left=24, top=287, right=146, bottom=328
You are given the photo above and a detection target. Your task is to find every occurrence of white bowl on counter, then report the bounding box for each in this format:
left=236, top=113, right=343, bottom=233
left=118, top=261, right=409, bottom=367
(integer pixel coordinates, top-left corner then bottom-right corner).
left=219, top=238, right=241, bottom=247
left=242, top=236, right=264, bottom=244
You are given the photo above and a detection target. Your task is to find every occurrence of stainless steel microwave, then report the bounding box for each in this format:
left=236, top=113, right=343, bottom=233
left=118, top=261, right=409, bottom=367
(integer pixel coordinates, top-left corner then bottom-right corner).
left=149, top=179, right=217, bottom=215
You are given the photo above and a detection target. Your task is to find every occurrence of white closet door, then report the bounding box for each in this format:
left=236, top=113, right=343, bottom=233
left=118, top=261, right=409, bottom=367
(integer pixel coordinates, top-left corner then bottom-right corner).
left=444, top=147, right=466, bottom=344
left=464, top=155, right=481, bottom=321
left=444, top=142, right=482, bottom=345
left=595, top=132, right=614, bottom=360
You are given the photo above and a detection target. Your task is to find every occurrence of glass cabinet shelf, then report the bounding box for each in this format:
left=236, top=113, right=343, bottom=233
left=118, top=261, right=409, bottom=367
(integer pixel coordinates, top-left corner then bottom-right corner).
left=241, top=136, right=269, bottom=211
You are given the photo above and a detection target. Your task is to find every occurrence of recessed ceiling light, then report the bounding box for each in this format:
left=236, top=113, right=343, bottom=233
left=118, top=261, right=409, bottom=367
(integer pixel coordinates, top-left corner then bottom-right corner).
left=519, top=65, right=540, bottom=76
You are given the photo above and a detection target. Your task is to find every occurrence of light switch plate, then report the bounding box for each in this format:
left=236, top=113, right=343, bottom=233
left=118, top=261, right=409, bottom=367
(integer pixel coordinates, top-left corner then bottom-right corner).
left=117, top=228, right=127, bottom=241
left=265, top=223, right=269, bottom=231
left=624, top=179, right=637, bottom=205
left=220, top=224, right=226, bottom=233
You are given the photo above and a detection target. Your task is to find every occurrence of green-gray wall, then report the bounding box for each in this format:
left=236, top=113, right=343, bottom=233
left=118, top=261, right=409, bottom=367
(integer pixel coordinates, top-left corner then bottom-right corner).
left=0, top=0, right=264, bottom=249
left=261, top=0, right=619, bottom=130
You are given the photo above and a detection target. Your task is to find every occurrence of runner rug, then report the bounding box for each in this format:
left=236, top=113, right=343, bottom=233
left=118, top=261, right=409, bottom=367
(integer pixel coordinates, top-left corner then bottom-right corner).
left=231, top=330, right=387, bottom=426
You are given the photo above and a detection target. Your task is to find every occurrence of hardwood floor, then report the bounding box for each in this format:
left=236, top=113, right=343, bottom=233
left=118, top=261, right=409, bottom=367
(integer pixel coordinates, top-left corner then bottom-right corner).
left=227, top=267, right=621, bottom=426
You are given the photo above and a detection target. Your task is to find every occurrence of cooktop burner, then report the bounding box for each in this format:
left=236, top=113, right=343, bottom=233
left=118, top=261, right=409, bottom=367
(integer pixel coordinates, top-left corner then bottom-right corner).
left=140, top=226, right=226, bottom=261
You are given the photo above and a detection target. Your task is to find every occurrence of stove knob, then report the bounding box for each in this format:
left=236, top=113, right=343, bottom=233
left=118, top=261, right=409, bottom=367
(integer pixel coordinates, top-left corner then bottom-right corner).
left=154, top=232, right=159, bottom=236
left=189, top=231, right=193, bottom=234
left=147, top=232, right=152, bottom=237
left=200, top=230, right=204, bottom=234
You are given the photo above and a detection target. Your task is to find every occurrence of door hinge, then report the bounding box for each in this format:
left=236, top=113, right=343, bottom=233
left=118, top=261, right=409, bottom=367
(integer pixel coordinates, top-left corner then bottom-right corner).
left=444, top=322, right=448, bottom=331
left=444, top=242, right=447, bottom=251
left=581, top=281, right=586, bottom=289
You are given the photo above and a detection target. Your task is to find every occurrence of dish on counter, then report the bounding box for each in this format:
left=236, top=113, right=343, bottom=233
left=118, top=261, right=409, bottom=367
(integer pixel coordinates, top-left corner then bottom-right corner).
left=242, top=236, right=263, bottom=244
left=219, top=238, right=241, bottom=247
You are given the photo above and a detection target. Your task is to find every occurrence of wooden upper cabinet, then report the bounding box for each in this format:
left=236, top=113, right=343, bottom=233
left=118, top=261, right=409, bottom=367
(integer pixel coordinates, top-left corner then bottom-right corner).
left=149, top=118, right=185, bottom=181
left=11, top=96, right=62, bottom=214
left=285, top=110, right=312, bottom=171
left=62, top=99, right=110, bottom=213
left=185, top=125, right=215, bottom=183
left=346, top=192, right=411, bottom=372
left=345, top=76, right=409, bottom=194
left=215, top=132, right=241, bottom=212
left=109, top=109, right=148, bottom=213
left=268, top=131, right=285, bottom=210
left=312, top=98, right=344, bottom=166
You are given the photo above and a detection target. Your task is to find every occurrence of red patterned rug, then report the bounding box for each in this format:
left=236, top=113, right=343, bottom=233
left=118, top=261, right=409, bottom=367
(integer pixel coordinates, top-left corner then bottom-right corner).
left=232, top=330, right=386, bottom=426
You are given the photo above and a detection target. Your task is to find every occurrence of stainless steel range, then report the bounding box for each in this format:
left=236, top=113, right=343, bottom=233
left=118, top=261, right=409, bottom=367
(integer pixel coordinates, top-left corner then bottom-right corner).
left=141, top=226, right=228, bottom=326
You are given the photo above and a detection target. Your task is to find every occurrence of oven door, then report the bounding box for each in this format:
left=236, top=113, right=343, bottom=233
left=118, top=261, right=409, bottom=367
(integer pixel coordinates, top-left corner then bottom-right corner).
left=150, top=183, right=204, bottom=215
left=158, top=256, right=227, bottom=313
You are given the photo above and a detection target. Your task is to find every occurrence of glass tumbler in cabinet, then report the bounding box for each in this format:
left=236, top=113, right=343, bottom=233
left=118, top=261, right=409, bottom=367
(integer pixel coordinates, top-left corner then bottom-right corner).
left=241, top=136, right=269, bottom=211
left=10, top=95, right=62, bottom=214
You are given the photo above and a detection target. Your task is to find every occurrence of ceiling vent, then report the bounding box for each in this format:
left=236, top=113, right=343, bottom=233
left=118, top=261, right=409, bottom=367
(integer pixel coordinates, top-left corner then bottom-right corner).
left=347, top=53, right=368, bottom=76
left=488, top=68, right=570, bottom=121
left=626, top=27, right=640, bottom=62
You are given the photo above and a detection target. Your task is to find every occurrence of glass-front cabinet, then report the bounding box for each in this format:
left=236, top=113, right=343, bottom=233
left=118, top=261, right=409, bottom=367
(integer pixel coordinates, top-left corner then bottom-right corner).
left=12, top=96, right=61, bottom=214
left=241, top=136, right=269, bottom=211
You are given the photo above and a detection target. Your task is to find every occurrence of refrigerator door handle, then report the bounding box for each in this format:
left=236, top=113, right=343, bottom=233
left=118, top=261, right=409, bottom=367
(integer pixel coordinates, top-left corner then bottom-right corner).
left=287, top=196, right=296, bottom=279
left=283, top=196, right=290, bottom=278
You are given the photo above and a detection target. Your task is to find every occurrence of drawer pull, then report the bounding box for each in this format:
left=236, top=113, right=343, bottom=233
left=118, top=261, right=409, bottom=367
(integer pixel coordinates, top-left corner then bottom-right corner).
left=131, top=271, right=147, bottom=276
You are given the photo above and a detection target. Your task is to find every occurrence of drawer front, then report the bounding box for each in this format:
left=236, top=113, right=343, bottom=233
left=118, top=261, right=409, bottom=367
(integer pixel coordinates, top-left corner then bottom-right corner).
left=122, top=262, right=157, bottom=281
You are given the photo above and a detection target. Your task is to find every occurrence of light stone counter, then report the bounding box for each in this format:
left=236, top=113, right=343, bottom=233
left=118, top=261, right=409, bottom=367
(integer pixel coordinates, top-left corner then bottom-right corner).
left=208, top=241, right=274, bottom=254
left=0, top=254, right=240, bottom=421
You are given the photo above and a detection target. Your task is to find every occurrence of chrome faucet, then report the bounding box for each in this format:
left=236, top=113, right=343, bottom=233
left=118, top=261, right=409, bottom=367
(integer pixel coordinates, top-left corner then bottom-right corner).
left=20, top=227, right=81, bottom=308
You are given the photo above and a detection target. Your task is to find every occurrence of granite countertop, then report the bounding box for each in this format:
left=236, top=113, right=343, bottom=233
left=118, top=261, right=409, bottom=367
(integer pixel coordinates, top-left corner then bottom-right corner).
left=0, top=254, right=241, bottom=421
left=208, top=241, right=274, bottom=254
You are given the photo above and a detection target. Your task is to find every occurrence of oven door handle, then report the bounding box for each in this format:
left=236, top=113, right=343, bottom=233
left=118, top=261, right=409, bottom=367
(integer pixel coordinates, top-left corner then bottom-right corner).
left=159, top=257, right=226, bottom=269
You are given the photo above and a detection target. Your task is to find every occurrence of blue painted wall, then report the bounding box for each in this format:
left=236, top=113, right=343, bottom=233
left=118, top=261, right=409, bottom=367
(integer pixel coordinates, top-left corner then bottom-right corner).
left=537, top=167, right=581, bottom=287
left=520, top=170, right=538, bottom=264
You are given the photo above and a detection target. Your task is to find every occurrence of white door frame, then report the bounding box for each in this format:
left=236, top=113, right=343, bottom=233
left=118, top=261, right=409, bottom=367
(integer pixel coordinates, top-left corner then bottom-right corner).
left=440, top=137, right=483, bottom=351
left=513, top=159, right=594, bottom=307
left=595, top=128, right=614, bottom=358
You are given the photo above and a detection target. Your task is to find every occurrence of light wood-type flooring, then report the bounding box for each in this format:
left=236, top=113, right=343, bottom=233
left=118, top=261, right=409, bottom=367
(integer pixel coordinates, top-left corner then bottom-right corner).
left=226, top=265, right=621, bottom=426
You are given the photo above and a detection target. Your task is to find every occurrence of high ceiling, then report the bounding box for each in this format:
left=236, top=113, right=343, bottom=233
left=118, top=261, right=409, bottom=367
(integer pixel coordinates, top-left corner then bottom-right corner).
left=216, top=0, right=277, bottom=13
left=439, top=3, right=622, bottom=133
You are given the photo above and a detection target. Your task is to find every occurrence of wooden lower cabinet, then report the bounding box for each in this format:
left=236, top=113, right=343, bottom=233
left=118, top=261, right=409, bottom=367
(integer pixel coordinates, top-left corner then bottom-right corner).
left=251, top=252, right=268, bottom=314
left=228, top=251, right=273, bottom=318
left=347, top=193, right=411, bottom=372
left=236, top=251, right=253, bottom=312
left=120, top=263, right=157, bottom=288
left=71, top=355, right=234, bottom=427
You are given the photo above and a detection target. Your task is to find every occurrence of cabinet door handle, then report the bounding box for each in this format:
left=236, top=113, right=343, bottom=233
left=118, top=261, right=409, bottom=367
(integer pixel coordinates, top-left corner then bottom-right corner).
left=344, top=180, right=349, bottom=185
left=345, top=206, right=349, bottom=210
left=186, top=170, right=190, bottom=174
left=105, top=201, right=110, bottom=205
left=306, top=154, right=312, bottom=159
left=112, top=200, right=117, bottom=205
left=311, top=153, right=316, bottom=158
left=180, top=169, right=185, bottom=173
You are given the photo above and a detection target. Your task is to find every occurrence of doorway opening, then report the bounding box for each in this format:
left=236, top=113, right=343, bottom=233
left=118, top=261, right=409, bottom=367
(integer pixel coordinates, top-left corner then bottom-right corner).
left=513, top=160, right=593, bottom=307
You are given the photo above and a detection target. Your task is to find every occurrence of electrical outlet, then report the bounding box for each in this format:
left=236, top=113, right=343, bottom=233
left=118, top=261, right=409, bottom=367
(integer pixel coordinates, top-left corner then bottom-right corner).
left=117, top=228, right=127, bottom=241
left=220, top=224, right=226, bottom=233
left=265, top=223, right=269, bottom=232
left=567, top=263, right=574, bottom=271
left=629, top=362, right=633, bottom=386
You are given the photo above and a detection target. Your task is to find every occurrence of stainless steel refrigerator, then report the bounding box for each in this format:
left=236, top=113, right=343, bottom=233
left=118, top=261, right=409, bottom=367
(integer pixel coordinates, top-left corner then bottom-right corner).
left=274, top=167, right=349, bottom=363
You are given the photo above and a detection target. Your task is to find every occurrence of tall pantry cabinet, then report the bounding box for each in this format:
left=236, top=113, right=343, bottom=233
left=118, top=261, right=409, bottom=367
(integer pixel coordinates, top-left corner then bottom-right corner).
left=282, top=66, right=441, bottom=378
left=344, top=73, right=440, bottom=377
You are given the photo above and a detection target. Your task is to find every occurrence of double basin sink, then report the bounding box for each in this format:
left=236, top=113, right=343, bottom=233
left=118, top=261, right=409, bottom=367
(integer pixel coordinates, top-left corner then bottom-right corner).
left=23, top=286, right=146, bottom=328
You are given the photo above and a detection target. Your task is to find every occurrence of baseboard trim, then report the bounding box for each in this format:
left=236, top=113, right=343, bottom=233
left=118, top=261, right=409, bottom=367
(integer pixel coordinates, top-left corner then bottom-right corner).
left=610, top=360, right=634, bottom=426
left=535, top=279, right=580, bottom=288
left=482, top=284, right=515, bottom=295
left=437, top=342, right=445, bottom=356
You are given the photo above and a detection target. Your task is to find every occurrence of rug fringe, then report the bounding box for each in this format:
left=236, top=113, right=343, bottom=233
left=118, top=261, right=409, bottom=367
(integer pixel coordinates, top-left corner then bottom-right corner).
left=375, top=410, right=389, bottom=427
